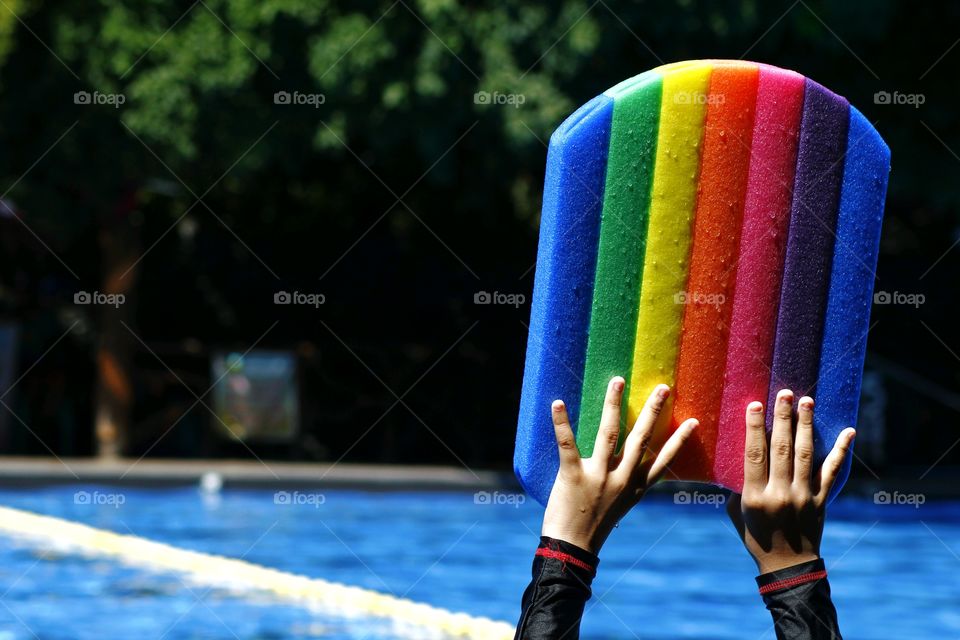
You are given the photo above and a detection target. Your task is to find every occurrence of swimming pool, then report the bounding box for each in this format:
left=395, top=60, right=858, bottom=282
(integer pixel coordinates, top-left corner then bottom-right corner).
left=0, top=486, right=956, bottom=639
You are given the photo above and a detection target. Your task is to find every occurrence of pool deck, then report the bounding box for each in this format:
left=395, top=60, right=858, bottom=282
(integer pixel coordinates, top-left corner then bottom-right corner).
left=0, top=456, right=952, bottom=496
left=0, top=457, right=519, bottom=491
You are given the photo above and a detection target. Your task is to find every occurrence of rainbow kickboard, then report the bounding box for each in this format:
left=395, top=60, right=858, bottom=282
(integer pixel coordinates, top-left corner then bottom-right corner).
left=515, top=60, right=890, bottom=506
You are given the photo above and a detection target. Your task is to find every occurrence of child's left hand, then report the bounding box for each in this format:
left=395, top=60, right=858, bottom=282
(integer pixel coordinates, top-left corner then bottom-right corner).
left=541, top=377, right=698, bottom=554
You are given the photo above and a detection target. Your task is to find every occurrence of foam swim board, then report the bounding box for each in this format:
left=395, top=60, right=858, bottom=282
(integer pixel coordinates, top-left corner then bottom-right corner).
left=515, top=60, right=890, bottom=506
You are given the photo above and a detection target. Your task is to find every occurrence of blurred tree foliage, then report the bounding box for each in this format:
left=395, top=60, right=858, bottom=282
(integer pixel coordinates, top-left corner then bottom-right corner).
left=0, top=0, right=956, bottom=469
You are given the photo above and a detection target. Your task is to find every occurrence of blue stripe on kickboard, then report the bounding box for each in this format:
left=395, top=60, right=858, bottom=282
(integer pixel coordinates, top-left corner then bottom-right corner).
left=515, top=94, right=614, bottom=505
left=816, top=106, right=890, bottom=501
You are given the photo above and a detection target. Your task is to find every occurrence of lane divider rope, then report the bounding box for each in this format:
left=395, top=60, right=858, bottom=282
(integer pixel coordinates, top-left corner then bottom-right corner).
left=0, top=505, right=515, bottom=640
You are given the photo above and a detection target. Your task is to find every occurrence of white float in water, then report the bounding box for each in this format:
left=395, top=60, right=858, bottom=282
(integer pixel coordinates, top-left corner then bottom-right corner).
left=199, top=471, right=223, bottom=494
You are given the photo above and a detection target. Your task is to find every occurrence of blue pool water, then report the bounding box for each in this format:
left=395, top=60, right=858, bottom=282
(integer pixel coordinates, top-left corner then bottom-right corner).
left=0, top=486, right=957, bottom=639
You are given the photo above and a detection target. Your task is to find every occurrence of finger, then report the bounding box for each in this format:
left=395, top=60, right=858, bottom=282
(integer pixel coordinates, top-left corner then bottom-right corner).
left=816, top=428, right=856, bottom=503
left=743, top=401, right=768, bottom=490
left=620, top=384, right=670, bottom=473
left=592, top=377, right=625, bottom=465
left=769, top=389, right=795, bottom=486
left=551, top=400, right=581, bottom=469
left=793, top=396, right=816, bottom=485
left=646, top=418, right=697, bottom=483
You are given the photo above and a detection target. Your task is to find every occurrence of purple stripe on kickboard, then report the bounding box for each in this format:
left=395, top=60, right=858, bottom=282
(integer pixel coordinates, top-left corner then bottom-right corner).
left=767, top=79, right=850, bottom=427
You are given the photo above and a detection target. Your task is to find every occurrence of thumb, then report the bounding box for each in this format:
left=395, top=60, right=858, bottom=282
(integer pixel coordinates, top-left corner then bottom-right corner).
left=816, top=428, right=856, bottom=503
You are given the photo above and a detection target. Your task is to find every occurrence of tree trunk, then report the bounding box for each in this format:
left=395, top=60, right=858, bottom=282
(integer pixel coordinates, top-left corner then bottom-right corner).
left=94, top=189, right=140, bottom=459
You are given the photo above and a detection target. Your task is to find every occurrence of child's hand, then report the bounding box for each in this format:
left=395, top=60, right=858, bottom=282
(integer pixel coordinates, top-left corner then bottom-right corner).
left=727, top=390, right=856, bottom=573
left=541, top=377, right=698, bottom=554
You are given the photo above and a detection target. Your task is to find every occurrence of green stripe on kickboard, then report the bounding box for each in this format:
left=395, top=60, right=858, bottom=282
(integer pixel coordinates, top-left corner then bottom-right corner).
left=576, top=73, right=663, bottom=456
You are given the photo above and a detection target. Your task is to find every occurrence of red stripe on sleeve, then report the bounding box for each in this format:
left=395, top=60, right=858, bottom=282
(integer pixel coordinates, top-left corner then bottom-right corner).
left=535, top=547, right=596, bottom=573
left=759, top=569, right=828, bottom=595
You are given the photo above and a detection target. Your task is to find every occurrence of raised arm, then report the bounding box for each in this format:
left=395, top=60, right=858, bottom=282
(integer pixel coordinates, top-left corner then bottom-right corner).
left=515, top=377, right=697, bottom=640
left=727, top=390, right=855, bottom=640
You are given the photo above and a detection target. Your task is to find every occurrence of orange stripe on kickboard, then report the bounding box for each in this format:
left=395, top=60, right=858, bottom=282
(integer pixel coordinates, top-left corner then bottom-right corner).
left=668, top=62, right=759, bottom=481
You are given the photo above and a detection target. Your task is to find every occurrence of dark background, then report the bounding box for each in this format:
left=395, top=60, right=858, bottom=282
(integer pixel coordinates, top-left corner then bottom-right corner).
left=0, top=0, right=956, bottom=485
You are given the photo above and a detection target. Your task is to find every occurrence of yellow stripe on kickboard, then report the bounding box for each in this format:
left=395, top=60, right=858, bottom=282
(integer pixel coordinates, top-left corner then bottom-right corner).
left=626, top=62, right=712, bottom=441
left=0, top=505, right=515, bottom=640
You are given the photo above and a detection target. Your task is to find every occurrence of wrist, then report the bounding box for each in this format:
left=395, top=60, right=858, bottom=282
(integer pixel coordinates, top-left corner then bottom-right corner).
left=755, top=552, right=821, bottom=575
left=540, top=527, right=599, bottom=555
left=755, top=557, right=828, bottom=596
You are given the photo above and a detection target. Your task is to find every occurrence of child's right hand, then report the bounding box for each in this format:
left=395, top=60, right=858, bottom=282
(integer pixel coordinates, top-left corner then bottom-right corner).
left=541, top=377, right=698, bottom=555
left=726, top=389, right=856, bottom=574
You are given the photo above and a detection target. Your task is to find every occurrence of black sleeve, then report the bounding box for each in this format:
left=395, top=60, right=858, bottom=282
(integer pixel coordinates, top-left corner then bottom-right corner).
left=514, top=536, right=599, bottom=640
left=756, top=558, right=842, bottom=640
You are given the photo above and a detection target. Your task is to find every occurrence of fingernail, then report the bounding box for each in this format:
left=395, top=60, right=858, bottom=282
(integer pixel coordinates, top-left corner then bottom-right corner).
left=749, top=402, right=763, bottom=413
left=800, top=398, right=814, bottom=410
left=687, top=420, right=699, bottom=430
left=552, top=400, right=564, bottom=412
left=613, top=378, right=624, bottom=392
left=779, top=391, right=793, bottom=404
left=657, top=385, right=670, bottom=401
